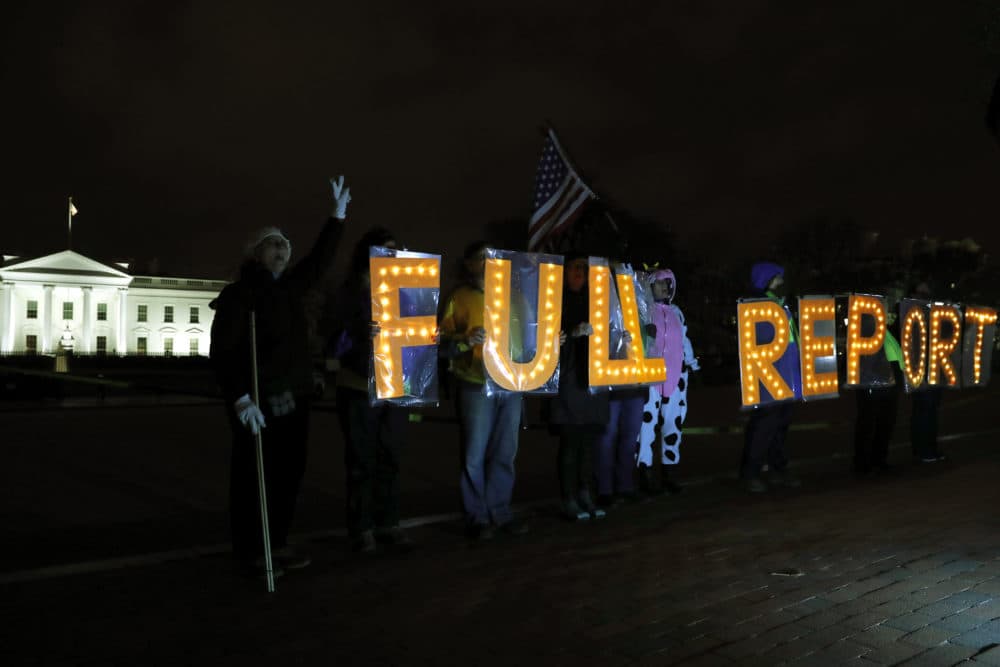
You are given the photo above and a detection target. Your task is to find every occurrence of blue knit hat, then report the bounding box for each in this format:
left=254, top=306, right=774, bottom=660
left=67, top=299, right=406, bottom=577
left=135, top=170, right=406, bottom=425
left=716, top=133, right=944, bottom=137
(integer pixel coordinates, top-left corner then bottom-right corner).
left=750, top=262, right=783, bottom=292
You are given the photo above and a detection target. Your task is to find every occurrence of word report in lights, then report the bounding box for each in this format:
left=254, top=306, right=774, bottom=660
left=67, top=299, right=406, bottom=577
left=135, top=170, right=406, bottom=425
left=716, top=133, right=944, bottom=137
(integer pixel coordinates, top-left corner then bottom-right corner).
left=737, top=294, right=997, bottom=408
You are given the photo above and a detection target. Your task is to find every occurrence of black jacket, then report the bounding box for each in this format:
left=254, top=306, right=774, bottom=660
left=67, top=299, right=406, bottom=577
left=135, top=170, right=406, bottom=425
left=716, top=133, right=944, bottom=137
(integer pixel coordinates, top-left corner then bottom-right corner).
left=210, top=219, right=343, bottom=403
left=549, top=286, right=610, bottom=427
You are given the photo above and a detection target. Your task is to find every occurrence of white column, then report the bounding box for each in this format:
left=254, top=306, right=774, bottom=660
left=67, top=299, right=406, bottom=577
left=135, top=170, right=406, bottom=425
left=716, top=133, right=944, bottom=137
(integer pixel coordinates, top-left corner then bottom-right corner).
left=81, top=286, right=93, bottom=354
left=42, top=284, right=54, bottom=353
left=0, top=282, right=11, bottom=353
left=117, top=288, right=128, bottom=356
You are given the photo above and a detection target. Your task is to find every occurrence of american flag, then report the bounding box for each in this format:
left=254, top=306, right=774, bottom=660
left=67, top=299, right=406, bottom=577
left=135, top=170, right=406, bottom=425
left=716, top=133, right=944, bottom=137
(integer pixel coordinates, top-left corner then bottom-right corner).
left=527, top=129, right=594, bottom=252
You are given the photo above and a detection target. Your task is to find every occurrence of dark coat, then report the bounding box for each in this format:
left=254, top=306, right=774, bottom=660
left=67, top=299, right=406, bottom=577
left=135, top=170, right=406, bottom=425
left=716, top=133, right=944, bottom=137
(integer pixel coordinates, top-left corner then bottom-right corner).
left=549, top=286, right=610, bottom=427
left=210, top=219, right=343, bottom=403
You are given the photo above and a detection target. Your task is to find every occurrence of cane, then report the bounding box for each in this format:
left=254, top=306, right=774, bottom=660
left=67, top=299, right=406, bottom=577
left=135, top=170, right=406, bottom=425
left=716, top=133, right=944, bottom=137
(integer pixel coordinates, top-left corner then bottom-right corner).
left=250, top=310, right=276, bottom=593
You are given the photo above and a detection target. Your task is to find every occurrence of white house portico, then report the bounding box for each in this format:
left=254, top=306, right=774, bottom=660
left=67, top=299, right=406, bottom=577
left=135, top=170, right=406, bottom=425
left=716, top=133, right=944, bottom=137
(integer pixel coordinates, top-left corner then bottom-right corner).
left=0, top=250, right=227, bottom=356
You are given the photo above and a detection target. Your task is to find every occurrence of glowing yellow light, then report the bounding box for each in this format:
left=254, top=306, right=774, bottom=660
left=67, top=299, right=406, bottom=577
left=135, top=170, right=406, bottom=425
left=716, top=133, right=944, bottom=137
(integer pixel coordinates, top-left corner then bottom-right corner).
left=799, top=296, right=838, bottom=398
left=482, top=256, right=564, bottom=391
left=845, top=295, right=887, bottom=386
left=737, top=299, right=793, bottom=407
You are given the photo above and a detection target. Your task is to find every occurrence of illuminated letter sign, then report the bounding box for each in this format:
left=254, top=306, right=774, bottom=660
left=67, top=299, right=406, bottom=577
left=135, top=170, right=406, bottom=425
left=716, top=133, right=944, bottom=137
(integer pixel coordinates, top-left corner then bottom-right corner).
left=737, top=299, right=794, bottom=407
left=962, top=306, right=997, bottom=387
left=928, top=303, right=962, bottom=387
left=845, top=294, right=887, bottom=387
left=588, top=261, right=667, bottom=388
left=798, top=296, right=838, bottom=399
left=483, top=253, right=563, bottom=392
left=370, top=253, right=440, bottom=400
left=900, top=300, right=928, bottom=391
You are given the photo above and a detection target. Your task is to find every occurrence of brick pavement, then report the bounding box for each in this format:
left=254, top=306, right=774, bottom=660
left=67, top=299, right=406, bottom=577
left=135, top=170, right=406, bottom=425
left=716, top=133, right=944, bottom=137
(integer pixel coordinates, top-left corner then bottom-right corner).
left=5, top=428, right=1000, bottom=666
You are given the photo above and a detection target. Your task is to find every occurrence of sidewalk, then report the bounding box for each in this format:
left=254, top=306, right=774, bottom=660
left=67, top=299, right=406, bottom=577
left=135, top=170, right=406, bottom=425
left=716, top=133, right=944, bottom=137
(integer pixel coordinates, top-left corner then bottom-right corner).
left=5, top=400, right=1000, bottom=665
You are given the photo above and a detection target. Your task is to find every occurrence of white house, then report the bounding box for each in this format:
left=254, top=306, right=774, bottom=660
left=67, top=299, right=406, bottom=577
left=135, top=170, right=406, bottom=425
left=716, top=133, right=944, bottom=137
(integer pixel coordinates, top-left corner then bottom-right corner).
left=0, top=250, right=228, bottom=356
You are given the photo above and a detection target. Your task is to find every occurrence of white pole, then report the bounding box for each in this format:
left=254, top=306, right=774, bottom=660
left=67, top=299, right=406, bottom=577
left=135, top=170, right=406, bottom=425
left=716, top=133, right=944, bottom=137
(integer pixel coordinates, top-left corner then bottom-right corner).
left=250, top=311, right=276, bottom=593
left=68, top=197, right=73, bottom=250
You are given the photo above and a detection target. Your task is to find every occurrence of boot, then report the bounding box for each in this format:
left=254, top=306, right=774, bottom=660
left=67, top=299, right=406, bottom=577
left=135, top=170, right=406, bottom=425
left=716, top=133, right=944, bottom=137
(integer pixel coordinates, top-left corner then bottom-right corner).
left=661, top=466, right=683, bottom=495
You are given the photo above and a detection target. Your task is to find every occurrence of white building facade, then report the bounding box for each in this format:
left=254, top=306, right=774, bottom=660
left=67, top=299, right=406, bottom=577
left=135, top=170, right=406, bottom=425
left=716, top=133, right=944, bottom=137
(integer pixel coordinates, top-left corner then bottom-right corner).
left=0, top=251, right=228, bottom=356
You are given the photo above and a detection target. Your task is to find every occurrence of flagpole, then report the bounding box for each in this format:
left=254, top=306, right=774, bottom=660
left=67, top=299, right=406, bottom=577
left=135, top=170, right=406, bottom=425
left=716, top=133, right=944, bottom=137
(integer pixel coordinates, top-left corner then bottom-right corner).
left=68, top=197, right=73, bottom=250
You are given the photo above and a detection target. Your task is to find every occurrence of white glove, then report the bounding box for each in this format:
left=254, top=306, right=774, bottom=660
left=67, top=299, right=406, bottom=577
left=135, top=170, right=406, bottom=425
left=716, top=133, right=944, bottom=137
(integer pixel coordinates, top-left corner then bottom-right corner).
left=234, top=394, right=266, bottom=435
left=330, top=175, right=352, bottom=220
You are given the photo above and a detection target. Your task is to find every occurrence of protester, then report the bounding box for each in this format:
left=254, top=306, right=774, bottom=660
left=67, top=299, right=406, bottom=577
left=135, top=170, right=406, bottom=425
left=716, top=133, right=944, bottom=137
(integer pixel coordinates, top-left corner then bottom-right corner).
left=439, top=241, right=529, bottom=540
left=549, top=255, right=609, bottom=521
left=909, top=281, right=946, bottom=464
left=210, top=176, right=352, bottom=577
left=329, top=228, right=413, bottom=554
left=636, top=268, right=699, bottom=495
left=853, top=293, right=903, bottom=475
left=594, top=386, right=644, bottom=507
left=740, top=262, right=802, bottom=493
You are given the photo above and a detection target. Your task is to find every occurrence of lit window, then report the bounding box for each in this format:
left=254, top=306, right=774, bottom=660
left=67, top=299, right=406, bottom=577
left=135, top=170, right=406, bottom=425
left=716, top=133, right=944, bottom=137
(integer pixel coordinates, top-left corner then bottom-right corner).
left=63, top=302, right=74, bottom=320
left=189, top=338, right=199, bottom=356
left=137, top=305, right=148, bottom=323
left=26, top=300, right=37, bottom=319
left=164, top=337, right=174, bottom=356
left=137, top=337, right=147, bottom=356
left=97, top=303, right=108, bottom=321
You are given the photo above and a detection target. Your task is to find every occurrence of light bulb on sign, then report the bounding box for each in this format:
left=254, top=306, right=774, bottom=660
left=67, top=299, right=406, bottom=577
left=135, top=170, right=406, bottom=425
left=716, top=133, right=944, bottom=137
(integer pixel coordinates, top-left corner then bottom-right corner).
left=737, top=300, right=794, bottom=407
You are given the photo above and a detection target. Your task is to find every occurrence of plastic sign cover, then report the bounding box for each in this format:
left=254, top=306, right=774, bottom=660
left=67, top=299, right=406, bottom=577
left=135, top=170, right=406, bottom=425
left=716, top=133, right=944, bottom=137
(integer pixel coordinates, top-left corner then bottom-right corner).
left=588, top=259, right=666, bottom=389
left=927, top=303, right=962, bottom=388
left=844, top=294, right=894, bottom=389
left=798, top=296, right=838, bottom=400
left=962, top=306, right=997, bottom=387
left=369, top=247, right=441, bottom=405
left=737, top=298, right=796, bottom=408
left=483, top=248, right=564, bottom=395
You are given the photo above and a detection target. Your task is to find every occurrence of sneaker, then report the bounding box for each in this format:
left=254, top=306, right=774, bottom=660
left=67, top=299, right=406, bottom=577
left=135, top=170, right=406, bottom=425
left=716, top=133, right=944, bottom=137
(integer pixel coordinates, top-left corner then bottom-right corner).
left=743, top=477, right=768, bottom=494
left=466, top=523, right=494, bottom=542
left=375, top=526, right=414, bottom=552
left=352, top=529, right=377, bottom=554
left=274, top=545, right=312, bottom=570
left=496, top=518, right=529, bottom=535
left=589, top=507, right=607, bottom=520
left=768, top=469, right=802, bottom=488
left=562, top=498, right=590, bottom=522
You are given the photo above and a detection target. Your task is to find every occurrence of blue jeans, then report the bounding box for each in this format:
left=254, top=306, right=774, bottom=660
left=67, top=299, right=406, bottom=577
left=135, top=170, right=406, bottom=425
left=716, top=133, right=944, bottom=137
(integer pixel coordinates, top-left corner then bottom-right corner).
left=456, top=381, right=522, bottom=526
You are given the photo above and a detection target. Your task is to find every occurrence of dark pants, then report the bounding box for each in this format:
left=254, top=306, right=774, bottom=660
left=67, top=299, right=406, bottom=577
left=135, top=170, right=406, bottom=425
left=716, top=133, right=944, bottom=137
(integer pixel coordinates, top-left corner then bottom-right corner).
left=741, top=402, right=793, bottom=479
left=228, top=398, right=310, bottom=564
left=594, top=393, right=642, bottom=495
left=910, top=388, right=943, bottom=459
left=559, top=425, right=597, bottom=502
left=854, top=386, right=899, bottom=471
left=336, top=387, right=407, bottom=538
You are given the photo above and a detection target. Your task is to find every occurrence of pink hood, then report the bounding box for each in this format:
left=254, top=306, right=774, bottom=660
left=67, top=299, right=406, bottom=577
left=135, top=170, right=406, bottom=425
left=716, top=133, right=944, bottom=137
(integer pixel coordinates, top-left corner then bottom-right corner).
left=648, top=270, right=684, bottom=394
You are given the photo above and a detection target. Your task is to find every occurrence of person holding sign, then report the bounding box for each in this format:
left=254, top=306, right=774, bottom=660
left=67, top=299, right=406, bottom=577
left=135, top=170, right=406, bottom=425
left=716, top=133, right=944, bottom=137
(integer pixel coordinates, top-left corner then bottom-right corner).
left=439, top=241, right=529, bottom=541
left=329, top=228, right=413, bottom=554
left=852, top=290, right=903, bottom=475
left=549, top=255, right=609, bottom=521
left=740, top=262, right=802, bottom=493
left=636, top=268, right=699, bottom=495
left=210, top=175, right=351, bottom=578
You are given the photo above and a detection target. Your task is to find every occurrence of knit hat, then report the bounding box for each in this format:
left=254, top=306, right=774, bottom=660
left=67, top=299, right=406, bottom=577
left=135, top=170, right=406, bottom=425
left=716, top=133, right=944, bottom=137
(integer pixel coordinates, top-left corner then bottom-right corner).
left=750, top=262, right=783, bottom=292
left=246, top=227, right=292, bottom=258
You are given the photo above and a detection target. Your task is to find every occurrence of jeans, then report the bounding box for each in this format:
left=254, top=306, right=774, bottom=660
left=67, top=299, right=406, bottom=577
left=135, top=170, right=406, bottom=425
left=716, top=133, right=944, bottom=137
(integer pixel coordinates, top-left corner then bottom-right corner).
left=456, top=381, right=522, bottom=526
left=910, top=388, right=943, bottom=459
left=594, top=393, right=643, bottom=495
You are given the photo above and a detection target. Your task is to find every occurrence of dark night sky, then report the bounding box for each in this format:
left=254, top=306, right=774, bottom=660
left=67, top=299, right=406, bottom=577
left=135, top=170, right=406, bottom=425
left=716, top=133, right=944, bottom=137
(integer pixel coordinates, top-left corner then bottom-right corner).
left=2, top=1, right=999, bottom=279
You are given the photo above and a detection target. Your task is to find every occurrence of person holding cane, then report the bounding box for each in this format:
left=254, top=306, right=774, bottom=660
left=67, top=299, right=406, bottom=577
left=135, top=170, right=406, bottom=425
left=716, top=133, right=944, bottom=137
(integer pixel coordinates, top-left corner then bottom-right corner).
left=211, top=176, right=351, bottom=579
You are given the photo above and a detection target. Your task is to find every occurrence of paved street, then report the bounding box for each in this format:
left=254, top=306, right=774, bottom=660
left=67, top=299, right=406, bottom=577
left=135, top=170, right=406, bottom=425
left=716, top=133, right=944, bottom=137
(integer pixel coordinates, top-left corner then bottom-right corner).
left=3, top=383, right=1000, bottom=665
